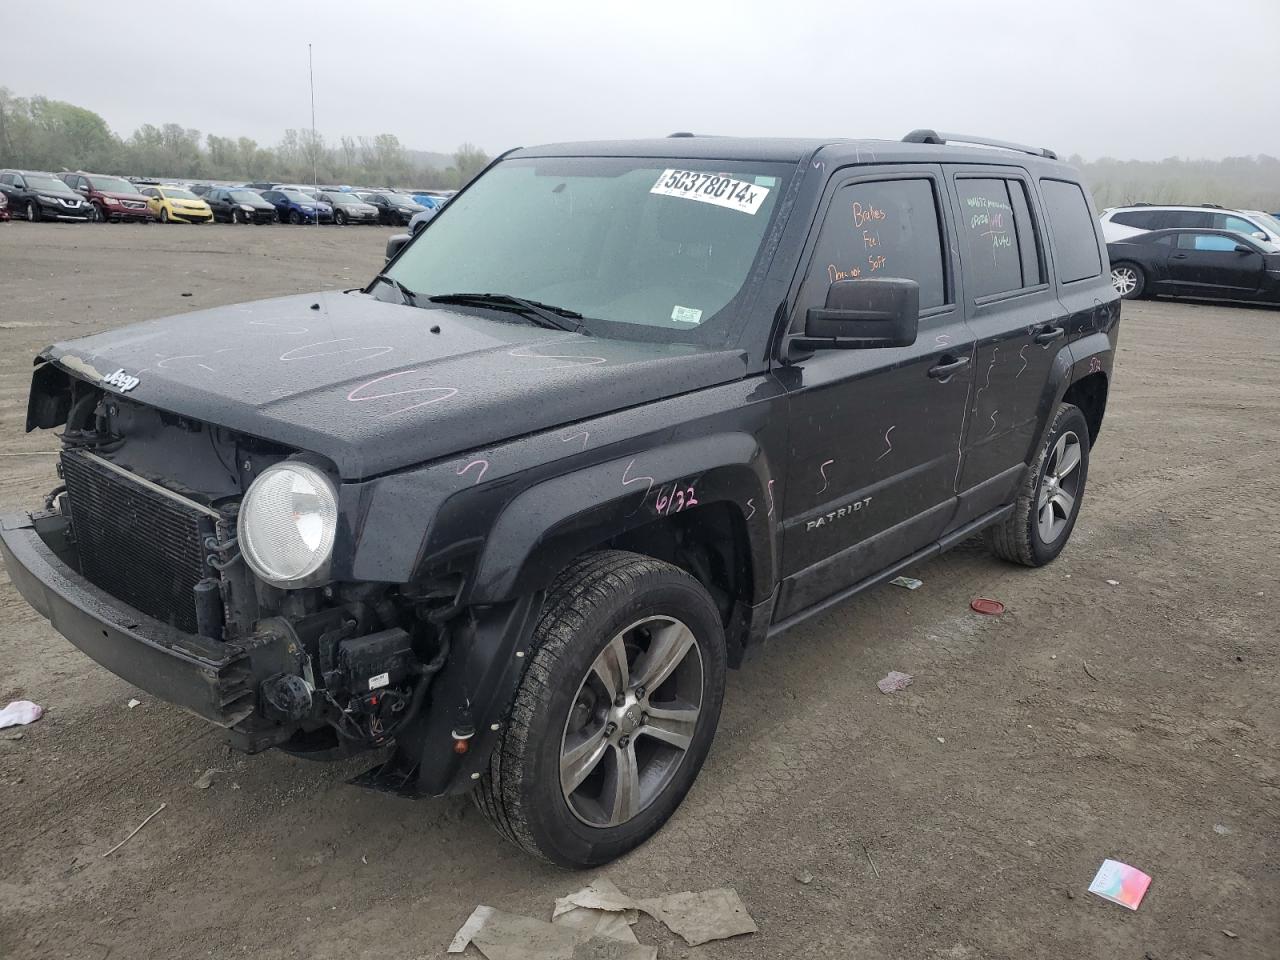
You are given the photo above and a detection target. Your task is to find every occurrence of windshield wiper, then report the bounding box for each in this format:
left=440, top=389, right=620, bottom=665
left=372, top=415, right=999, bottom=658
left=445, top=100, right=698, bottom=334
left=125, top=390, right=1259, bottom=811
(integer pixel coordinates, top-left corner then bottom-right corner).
left=426, top=292, right=589, bottom=334
left=371, top=273, right=419, bottom=306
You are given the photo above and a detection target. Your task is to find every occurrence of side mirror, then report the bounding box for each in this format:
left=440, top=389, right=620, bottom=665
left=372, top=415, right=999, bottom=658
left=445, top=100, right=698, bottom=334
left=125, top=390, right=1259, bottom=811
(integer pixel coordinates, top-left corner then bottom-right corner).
left=385, top=233, right=411, bottom=262
left=791, top=278, right=920, bottom=356
left=1252, top=231, right=1268, bottom=242
left=1234, top=244, right=1254, bottom=254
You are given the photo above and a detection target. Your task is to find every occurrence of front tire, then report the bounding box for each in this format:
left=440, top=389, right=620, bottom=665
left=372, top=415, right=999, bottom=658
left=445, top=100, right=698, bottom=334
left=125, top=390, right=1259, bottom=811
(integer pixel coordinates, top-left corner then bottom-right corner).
left=334, top=209, right=348, bottom=225
left=289, top=209, right=302, bottom=225
left=25, top=200, right=40, bottom=222
left=476, top=550, right=727, bottom=867
left=1110, top=262, right=1145, bottom=300
left=230, top=208, right=242, bottom=224
left=986, top=403, right=1090, bottom=567
left=160, top=208, right=170, bottom=223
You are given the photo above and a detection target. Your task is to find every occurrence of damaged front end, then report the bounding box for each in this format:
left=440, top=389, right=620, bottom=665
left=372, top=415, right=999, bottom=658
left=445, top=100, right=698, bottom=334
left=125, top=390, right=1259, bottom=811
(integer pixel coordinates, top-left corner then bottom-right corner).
left=3, top=361, right=467, bottom=773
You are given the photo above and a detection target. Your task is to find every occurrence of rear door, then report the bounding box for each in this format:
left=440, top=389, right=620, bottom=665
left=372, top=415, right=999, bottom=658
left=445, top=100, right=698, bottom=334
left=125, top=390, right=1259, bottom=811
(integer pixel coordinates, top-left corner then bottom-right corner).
left=776, top=166, right=974, bottom=619
left=1168, top=232, right=1266, bottom=295
left=945, top=167, right=1061, bottom=521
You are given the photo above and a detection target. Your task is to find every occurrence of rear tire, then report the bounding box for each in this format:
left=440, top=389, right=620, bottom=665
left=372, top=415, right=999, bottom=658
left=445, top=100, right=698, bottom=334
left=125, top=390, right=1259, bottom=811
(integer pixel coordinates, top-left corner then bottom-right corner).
left=1110, top=262, right=1145, bottom=300
left=475, top=550, right=727, bottom=867
left=986, top=403, right=1090, bottom=567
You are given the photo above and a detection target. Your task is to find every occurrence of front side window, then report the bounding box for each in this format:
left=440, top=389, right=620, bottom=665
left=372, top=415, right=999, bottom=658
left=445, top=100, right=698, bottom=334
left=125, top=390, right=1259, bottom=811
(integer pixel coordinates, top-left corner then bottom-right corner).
left=800, top=177, right=947, bottom=312
left=385, top=156, right=793, bottom=345
left=1039, top=179, right=1102, bottom=283
left=1177, top=233, right=1239, bottom=252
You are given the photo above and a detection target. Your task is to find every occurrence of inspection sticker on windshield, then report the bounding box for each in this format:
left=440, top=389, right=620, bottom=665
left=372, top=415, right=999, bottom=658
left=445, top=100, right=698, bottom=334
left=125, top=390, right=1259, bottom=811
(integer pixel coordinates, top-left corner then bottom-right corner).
left=671, top=305, right=703, bottom=324
left=650, top=169, right=771, bottom=214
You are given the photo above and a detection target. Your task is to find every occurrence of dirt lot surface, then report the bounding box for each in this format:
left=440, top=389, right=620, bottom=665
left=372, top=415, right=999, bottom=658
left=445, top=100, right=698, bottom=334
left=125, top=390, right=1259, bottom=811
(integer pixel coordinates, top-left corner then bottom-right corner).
left=0, top=223, right=1276, bottom=959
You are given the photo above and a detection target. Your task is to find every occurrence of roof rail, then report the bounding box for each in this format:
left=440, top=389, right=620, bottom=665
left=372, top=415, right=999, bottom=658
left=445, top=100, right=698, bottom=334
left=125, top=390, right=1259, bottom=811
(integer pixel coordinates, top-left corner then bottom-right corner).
left=1199, top=203, right=1224, bottom=209
left=902, top=129, right=1058, bottom=161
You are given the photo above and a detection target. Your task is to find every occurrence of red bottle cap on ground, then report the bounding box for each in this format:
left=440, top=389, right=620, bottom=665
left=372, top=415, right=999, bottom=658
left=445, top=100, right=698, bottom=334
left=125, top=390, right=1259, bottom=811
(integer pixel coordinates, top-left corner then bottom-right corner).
left=971, top=597, right=1005, bottom=615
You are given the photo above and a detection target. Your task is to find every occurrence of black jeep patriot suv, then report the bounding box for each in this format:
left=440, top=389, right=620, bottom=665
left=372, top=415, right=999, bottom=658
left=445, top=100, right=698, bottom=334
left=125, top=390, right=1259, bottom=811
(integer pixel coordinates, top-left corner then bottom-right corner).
left=1, top=131, right=1118, bottom=867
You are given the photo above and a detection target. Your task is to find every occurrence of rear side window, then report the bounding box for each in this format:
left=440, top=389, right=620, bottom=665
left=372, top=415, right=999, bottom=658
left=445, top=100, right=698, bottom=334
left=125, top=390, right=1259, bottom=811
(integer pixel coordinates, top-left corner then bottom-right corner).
left=803, top=177, right=947, bottom=311
left=1039, top=179, right=1102, bottom=283
left=956, top=177, right=1043, bottom=298
left=1163, top=210, right=1212, bottom=229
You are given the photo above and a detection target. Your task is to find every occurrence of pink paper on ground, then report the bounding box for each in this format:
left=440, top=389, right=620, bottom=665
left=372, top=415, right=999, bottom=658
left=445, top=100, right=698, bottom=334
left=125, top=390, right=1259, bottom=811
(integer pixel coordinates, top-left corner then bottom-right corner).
left=1088, top=859, right=1152, bottom=910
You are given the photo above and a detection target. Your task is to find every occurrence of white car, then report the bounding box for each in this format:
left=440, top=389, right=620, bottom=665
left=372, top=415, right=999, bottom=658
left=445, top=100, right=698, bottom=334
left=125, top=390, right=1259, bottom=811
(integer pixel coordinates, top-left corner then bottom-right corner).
left=1100, top=205, right=1280, bottom=244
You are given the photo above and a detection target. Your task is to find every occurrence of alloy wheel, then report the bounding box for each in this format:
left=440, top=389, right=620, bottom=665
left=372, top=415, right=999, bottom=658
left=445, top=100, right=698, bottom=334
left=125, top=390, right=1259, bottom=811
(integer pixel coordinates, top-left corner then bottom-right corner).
left=1037, top=430, right=1082, bottom=544
left=559, top=615, right=704, bottom=828
left=1111, top=265, right=1138, bottom=297
left=26, top=201, right=37, bottom=222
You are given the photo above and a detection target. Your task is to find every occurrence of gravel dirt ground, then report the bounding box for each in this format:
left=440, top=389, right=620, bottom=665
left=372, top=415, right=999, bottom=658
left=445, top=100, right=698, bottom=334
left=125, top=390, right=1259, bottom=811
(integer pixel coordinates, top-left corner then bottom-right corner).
left=0, top=223, right=1276, bottom=960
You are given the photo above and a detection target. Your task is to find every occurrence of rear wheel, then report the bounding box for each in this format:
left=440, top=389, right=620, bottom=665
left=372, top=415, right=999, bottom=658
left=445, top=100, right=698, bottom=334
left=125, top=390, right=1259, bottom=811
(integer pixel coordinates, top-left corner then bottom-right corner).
left=986, top=403, right=1090, bottom=567
left=1110, top=262, right=1145, bottom=300
left=475, top=550, right=727, bottom=867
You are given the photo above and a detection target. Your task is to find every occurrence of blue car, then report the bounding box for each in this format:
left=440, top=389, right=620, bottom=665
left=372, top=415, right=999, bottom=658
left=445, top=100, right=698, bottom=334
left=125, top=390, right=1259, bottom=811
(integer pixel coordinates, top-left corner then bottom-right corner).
left=261, top=189, right=333, bottom=225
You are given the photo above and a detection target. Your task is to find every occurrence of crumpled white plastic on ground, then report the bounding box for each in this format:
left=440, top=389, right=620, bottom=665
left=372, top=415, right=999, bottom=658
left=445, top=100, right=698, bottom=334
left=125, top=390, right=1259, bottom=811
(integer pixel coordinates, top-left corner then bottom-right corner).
left=0, top=700, right=43, bottom=729
left=448, top=903, right=656, bottom=960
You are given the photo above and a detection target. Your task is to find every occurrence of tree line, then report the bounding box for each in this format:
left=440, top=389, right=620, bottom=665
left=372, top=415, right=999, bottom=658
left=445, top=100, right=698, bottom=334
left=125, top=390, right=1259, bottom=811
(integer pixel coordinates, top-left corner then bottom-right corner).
left=2, top=88, right=1277, bottom=208
left=0, top=88, right=489, bottom=189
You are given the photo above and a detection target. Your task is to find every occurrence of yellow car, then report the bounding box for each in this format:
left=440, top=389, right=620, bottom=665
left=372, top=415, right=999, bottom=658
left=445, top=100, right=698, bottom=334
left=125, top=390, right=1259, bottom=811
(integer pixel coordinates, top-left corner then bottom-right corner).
left=140, top=185, right=213, bottom=224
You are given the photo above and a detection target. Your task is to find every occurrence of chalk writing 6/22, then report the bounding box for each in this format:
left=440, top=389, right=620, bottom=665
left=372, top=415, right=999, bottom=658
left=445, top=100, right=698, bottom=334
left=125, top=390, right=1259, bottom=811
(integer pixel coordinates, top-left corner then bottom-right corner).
left=654, top=483, right=698, bottom=516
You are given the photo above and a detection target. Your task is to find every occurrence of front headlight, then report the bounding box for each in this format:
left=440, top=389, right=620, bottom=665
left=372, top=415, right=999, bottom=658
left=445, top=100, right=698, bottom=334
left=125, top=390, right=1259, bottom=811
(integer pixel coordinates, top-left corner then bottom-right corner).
left=238, top=462, right=338, bottom=586
left=39, top=194, right=59, bottom=203
left=240, top=204, right=255, bottom=212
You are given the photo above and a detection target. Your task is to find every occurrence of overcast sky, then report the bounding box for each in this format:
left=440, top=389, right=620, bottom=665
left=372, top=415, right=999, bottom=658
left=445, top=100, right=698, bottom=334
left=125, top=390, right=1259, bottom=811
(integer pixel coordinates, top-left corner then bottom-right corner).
left=9, top=0, right=1278, bottom=161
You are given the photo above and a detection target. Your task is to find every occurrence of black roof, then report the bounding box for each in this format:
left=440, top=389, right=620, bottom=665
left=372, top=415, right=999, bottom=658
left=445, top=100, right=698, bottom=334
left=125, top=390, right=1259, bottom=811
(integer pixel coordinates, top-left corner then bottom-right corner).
left=511, top=135, right=1071, bottom=171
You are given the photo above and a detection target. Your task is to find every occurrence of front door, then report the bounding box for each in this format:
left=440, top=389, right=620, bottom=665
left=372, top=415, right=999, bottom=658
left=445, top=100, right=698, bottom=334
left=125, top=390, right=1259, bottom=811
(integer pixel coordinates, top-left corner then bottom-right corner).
left=946, top=168, right=1064, bottom=515
left=1168, top=232, right=1265, bottom=296
left=776, top=167, right=974, bottom=621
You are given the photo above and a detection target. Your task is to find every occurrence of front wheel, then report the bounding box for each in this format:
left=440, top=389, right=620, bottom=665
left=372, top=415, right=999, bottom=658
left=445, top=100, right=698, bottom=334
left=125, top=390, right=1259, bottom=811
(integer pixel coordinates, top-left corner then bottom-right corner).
left=288, top=209, right=302, bottom=225
left=334, top=209, right=348, bottom=225
left=230, top=208, right=242, bottom=224
left=160, top=208, right=170, bottom=223
left=986, top=402, right=1090, bottom=567
left=475, top=550, right=727, bottom=867
left=1110, top=262, right=1145, bottom=300
left=25, top=200, right=40, bottom=222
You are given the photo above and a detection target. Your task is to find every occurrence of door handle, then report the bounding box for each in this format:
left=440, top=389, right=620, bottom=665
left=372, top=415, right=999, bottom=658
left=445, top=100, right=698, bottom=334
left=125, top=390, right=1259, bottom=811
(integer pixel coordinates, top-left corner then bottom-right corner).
left=1033, top=325, right=1065, bottom=344
left=1171, top=253, right=1189, bottom=259
left=928, top=355, right=970, bottom=379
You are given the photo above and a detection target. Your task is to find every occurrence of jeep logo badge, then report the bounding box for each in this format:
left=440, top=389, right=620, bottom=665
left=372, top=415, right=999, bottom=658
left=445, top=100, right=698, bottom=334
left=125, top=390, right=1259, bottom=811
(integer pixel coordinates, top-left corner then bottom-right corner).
left=102, top=368, right=140, bottom=393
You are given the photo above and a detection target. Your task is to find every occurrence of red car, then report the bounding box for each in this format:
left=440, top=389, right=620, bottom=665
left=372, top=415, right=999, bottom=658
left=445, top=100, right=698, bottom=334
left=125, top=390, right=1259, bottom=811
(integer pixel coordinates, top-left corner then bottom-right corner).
left=60, top=172, right=156, bottom=223
left=0, top=190, right=9, bottom=221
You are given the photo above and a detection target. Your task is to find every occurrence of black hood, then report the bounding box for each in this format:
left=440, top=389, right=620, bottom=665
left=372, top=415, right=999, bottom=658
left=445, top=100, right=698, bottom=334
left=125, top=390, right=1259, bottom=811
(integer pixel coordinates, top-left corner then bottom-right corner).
left=41, top=292, right=747, bottom=479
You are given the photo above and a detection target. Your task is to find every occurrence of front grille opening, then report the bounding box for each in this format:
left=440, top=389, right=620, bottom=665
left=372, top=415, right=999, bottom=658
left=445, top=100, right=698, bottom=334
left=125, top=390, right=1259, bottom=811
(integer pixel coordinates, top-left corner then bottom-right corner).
left=61, top=449, right=212, bottom=633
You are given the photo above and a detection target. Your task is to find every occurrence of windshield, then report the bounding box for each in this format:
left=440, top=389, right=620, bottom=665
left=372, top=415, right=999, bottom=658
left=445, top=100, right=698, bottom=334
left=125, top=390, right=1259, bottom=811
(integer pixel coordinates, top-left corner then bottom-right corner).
left=88, top=176, right=140, bottom=194
left=163, top=188, right=198, bottom=200
left=28, top=175, right=70, bottom=193
left=384, top=156, right=790, bottom=343
left=326, top=193, right=360, bottom=204
left=281, top=191, right=315, bottom=203
left=229, top=190, right=262, bottom=202
left=387, top=194, right=420, bottom=206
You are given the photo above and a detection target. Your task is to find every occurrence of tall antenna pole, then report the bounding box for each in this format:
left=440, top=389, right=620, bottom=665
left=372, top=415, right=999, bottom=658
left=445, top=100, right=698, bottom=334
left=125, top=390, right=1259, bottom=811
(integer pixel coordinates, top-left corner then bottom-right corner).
left=308, top=42, right=318, bottom=224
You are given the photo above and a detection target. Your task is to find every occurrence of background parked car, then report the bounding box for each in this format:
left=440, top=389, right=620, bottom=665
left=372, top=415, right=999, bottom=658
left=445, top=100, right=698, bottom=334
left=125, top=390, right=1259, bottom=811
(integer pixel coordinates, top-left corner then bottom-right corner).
left=60, top=172, right=155, bottom=223
left=318, top=192, right=379, bottom=225
left=407, top=205, right=439, bottom=235
left=243, top=181, right=280, bottom=192
left=1107, top=228, right=1280, bottom=303
left=261, top=189, right=333, bottom=224
left=0, top=191, right=9, bottom=222
left=362, top=191, right=425, bottom=225
left=140, top=185, right=214, bottom=223
left=206, top=187, right=277, bottom=224
left=0, top=170, right=92, bottom=222
left=1100, top=204, right=1280, bottom=244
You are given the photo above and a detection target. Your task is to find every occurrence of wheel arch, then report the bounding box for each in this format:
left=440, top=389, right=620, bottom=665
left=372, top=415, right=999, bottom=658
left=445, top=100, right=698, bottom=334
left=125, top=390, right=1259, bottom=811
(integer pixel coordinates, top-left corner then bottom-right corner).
left=1062, top=371, right=1108, bottom=445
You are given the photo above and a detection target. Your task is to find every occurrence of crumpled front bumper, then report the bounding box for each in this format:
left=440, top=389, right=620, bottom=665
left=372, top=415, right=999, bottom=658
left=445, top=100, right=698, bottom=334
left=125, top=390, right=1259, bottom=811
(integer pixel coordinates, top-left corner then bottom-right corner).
left=0, top=510, right=267, bottom=734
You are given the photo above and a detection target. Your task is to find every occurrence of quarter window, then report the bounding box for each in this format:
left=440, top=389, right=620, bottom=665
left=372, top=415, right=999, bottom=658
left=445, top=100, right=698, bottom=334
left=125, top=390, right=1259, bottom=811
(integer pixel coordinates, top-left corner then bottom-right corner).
left=803, top=178, right=947, bottom=311
left=1111, top=210, right=1161, bottom=229
left=956, top=178, right=1042, bottom=298
left=1039, top=179, right=1103, bottom=283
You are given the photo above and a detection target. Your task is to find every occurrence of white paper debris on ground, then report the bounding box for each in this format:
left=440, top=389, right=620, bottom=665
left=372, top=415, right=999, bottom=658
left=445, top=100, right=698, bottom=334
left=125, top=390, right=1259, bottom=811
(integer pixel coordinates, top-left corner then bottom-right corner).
left=193, top=768, right=222, bottom=790
left=636, top=889, right=758, bottom=946
left=0, top=700, right=43, bottom=729
left=127, top=698, right=141, bottom=709
left=1105, top=579, right=1120, bottom=586
left=876, top=671, right=913, bottom=694
left=450, top=904, right=656, bottom=960
left=889, top=576, right=923, bottom=590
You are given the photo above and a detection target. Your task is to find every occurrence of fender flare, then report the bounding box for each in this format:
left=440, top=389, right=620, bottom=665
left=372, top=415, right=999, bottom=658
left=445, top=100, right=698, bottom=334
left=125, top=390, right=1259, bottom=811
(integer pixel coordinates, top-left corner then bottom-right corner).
left=468, top=431, right=778, bottom=607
